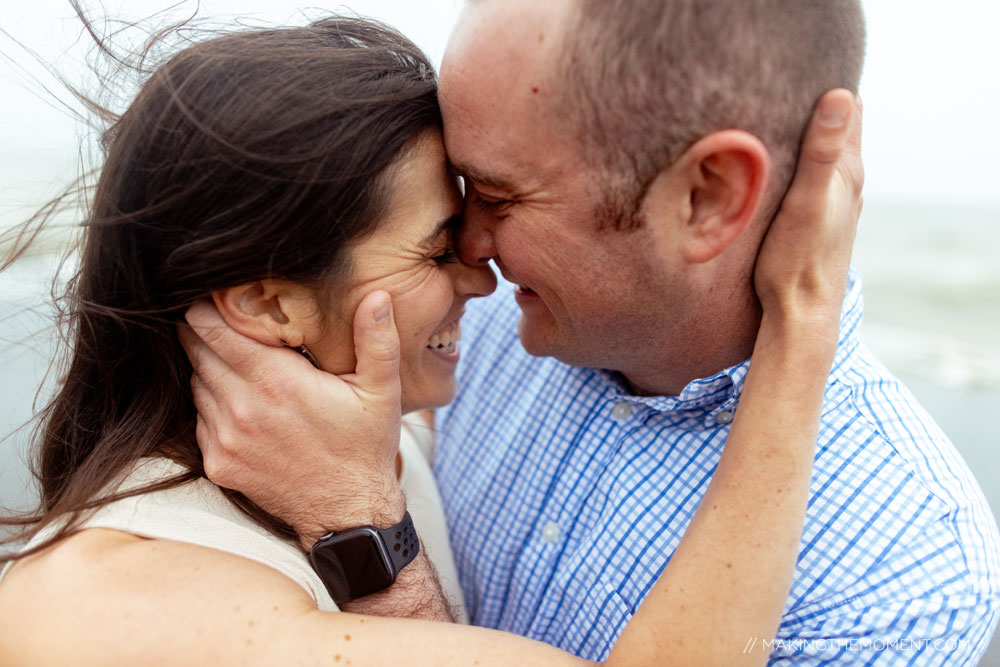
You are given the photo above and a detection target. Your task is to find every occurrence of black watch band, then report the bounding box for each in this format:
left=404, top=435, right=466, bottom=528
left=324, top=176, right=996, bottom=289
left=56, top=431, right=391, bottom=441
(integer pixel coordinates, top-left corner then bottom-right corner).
left=309, top=511, right=419, bottom=604
left=381, top=512, right=420, bottom=574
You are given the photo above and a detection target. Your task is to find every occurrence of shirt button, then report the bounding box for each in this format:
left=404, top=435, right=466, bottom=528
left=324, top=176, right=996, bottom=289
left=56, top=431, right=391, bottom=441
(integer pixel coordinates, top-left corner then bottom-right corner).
left=611, top=402, right=632, bottom=420
left=715, top=410, right=734, bottom=425
left=541, top=522, right=560, bottom=543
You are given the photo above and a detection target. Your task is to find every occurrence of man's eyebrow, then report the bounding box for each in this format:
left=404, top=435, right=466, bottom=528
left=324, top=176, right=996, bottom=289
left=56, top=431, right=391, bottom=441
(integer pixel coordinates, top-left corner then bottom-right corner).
left=420, top=214, right=461, bottom=246
left=448, top=160, right=517, bottom=193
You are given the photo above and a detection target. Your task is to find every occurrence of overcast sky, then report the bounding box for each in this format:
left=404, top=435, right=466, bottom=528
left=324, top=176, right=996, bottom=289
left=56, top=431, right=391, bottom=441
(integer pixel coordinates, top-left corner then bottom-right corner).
left=2, top=0, right=999, bottom=210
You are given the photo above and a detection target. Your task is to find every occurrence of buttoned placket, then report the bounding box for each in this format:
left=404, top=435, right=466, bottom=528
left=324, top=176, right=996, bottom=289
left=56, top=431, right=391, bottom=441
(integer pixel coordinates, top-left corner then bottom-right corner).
left=537, top=398, right=638, bottom=547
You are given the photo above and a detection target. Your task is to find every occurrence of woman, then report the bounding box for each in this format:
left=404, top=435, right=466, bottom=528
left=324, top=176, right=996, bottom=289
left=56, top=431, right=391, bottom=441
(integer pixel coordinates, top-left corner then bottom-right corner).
left=0, top=12, right=861, bottom=666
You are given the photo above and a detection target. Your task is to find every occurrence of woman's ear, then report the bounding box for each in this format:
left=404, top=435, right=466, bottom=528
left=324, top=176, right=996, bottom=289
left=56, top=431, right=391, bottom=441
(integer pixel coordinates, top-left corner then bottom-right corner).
left=211, top=280, right=317, bottom=348
left=649, top=130, right=770, bottom=264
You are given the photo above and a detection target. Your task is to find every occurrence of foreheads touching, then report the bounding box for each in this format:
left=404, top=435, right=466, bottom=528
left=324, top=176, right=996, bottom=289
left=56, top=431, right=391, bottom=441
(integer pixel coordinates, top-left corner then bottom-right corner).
left=445, top=0, right=864, bottom=236
left=439, top=0, right=867, bottom=389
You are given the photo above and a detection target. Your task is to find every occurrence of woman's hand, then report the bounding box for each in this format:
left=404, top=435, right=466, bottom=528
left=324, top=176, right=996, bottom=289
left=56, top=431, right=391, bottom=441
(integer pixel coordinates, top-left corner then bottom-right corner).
left=754, top=89, right=864, bottom=340
left=178, top=290, right=405, bottom=546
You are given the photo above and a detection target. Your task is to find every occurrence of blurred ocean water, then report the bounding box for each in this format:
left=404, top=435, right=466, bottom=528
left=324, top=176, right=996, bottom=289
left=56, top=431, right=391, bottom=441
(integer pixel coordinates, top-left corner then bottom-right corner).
left=854, top=202, right=1000, bottom=390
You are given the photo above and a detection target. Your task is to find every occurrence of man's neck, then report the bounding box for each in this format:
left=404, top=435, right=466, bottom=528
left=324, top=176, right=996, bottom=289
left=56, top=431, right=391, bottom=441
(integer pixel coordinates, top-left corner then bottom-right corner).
left=622, top=300, right=762, bottom=398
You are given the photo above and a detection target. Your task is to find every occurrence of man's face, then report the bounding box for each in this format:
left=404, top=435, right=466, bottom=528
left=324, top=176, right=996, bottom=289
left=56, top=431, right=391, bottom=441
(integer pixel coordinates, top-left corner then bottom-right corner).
left=439, top=0, right=691, bottom=377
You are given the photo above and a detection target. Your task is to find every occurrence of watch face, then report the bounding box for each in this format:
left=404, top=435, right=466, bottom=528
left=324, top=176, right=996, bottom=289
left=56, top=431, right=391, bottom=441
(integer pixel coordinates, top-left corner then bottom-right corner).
left=311, top=529, right=395, bottom=603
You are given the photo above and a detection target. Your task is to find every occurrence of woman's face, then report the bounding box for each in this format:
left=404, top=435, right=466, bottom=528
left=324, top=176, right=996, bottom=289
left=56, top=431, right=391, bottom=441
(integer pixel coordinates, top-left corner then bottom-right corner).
left=306, top=130, right=496, bottom=413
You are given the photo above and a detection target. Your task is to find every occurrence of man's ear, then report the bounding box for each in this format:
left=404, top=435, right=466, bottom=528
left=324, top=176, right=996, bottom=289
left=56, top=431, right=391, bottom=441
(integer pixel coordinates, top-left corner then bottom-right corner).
left=211, top=280, right=317, bottom=348
left=650, top=130, right=770, bottom=264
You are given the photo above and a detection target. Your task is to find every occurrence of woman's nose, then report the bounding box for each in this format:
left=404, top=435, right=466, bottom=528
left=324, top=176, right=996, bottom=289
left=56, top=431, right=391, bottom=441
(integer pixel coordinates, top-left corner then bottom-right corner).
left=452, top=256, right=497, bottom=299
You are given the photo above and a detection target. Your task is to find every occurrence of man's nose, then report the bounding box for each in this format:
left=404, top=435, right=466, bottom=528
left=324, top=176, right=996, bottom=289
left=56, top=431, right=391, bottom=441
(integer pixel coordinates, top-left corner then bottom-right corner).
left=457, top=202, right=498, bottom=267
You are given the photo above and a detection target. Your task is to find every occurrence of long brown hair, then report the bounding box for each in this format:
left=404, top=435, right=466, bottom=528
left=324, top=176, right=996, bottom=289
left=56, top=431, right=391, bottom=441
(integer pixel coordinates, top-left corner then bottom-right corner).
left=1, top=9, right=441, bottom=561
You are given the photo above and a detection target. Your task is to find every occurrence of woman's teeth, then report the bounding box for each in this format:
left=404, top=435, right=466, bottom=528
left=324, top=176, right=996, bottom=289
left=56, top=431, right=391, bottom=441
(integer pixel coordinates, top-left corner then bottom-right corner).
left=426, top=324, right=461, bottom=354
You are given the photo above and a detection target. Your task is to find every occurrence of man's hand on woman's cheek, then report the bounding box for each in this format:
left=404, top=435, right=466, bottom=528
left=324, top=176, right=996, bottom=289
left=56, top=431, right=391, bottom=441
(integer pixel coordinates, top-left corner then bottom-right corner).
left=177, top=290, right=406, bottom=548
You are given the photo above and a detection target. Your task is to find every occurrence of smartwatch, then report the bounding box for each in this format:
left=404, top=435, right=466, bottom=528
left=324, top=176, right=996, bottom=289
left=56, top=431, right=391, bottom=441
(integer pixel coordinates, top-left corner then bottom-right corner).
left=308, top=511, right=419, bottom=604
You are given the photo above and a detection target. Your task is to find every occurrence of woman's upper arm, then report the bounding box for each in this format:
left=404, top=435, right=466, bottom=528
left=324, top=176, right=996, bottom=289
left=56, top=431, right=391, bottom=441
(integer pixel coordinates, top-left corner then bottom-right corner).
left=0, top=528, right=321, bottom=665
left=0, top=528, right=587, bottom=667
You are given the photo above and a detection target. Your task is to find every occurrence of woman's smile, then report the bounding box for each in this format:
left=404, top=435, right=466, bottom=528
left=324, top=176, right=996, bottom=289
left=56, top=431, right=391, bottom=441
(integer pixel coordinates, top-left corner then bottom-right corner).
left=425, top=318, right=462, bottom=358
left=305, top=130, right=495, bottom=412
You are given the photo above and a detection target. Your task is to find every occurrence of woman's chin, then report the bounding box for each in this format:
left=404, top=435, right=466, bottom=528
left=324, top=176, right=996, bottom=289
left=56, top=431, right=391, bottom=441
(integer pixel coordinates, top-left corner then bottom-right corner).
left=400, top=377, right=457, bottom=415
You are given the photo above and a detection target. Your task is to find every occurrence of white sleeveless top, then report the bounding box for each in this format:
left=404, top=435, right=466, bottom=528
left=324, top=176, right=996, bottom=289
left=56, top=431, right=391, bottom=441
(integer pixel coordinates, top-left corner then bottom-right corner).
left=1, top=417, right=467, bottom=622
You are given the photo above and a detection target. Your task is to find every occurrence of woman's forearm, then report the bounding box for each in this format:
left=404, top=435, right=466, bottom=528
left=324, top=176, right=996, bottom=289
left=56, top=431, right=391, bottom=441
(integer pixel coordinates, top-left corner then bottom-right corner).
left=603, top=88, right=861, bottom=667
left=604, top=314, right=837, bottom=667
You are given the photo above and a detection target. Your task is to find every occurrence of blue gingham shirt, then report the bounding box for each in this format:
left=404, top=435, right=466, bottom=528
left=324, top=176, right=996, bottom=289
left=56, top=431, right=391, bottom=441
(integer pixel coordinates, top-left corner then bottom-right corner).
left=435, top=270, right=1000, bottom=665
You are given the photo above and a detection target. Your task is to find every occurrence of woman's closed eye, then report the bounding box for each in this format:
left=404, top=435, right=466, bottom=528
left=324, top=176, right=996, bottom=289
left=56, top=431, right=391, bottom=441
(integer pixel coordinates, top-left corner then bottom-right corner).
left=432, top=247, right=459, bottom=265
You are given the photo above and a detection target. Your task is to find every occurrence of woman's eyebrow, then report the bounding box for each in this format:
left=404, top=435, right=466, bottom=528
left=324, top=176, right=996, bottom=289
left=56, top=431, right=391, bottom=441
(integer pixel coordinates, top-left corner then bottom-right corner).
left=420, top=214, right=462, bottom=245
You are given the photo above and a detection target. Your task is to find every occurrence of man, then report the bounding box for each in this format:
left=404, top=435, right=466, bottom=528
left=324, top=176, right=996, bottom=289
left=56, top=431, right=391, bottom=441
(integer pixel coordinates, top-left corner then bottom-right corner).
left=186, top=0, right=1000, bottom=663
left=428, top=1, right=999, bottom=663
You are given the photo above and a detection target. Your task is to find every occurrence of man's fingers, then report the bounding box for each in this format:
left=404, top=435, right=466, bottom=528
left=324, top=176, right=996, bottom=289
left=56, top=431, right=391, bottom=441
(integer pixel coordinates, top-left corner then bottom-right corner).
left=178, top=318, right=231, bottom=383
left=195, top=413, right=226, bottom=481
left=185, top=299, right=230, bottom=346
left=191, top=371, right=220, bottom=470
left=190, top=372, right=219, bottom=424
left=184, top=299, right=270, bottom=378
left=350, top=290, right=402, bottom=402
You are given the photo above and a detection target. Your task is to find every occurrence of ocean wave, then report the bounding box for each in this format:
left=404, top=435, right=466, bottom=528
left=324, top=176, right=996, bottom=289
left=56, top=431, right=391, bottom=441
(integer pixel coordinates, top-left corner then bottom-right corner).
left=862, top=322, right=1000, bottom=392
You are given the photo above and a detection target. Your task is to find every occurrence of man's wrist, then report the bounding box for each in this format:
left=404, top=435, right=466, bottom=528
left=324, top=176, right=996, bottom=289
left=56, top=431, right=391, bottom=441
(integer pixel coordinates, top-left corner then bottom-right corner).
left=295, top=474, right=406, bottom=550
left=309, top=509, right=420, bottom=604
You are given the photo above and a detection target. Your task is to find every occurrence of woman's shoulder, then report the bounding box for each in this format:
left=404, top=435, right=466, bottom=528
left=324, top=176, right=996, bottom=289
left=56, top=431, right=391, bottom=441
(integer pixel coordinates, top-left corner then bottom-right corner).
left=2, top=457, right=337, bottom=611
left=0, top=525, right=323, bottom=666
left=88, top=457, right=337, bottom=608
left=0, top=456, right=337, bottom=664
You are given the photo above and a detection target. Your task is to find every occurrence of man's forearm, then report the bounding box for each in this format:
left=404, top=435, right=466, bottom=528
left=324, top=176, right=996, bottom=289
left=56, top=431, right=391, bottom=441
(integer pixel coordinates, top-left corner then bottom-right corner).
left=295, top=479, right=453, bottom=622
